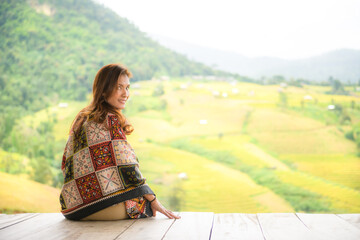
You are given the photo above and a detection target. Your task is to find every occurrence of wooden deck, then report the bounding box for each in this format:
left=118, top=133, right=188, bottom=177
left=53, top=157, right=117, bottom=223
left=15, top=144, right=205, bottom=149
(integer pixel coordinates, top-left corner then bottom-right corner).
left=0, top=212, right=359, bottom=239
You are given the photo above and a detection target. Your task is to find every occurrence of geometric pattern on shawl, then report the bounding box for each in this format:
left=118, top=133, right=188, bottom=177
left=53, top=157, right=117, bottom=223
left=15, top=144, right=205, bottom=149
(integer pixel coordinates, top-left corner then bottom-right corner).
left=59, top=113, right=153, bottom=220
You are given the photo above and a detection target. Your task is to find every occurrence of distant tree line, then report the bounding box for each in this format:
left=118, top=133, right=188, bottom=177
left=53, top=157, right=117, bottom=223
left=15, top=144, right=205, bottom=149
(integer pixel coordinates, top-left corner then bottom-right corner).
left=256, top=75, right=357, bottom=93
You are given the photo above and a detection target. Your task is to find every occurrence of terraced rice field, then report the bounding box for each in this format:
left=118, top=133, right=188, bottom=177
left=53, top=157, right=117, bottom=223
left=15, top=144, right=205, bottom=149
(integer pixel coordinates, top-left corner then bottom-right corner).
left=3, top=78, right=360, bottom=214
left=134, top=142, right=294, bottom=213
left=127, top=79, right=360, bottom=213
left=276, top=170, right=360, bottom=212
left=279, top=154, right=360, bottom=190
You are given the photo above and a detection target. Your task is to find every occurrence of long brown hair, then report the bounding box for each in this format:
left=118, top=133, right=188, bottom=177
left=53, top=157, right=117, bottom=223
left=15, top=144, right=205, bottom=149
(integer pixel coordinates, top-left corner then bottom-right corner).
left=70, top=63, right=134, bottom=136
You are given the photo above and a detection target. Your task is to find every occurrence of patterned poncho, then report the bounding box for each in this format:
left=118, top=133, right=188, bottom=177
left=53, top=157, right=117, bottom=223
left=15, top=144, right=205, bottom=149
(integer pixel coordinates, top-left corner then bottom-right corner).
left=59, top=113, right=154, bottom=220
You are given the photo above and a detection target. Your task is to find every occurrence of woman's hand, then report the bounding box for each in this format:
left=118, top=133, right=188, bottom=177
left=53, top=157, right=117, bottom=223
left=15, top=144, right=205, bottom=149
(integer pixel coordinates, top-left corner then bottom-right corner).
left=144, top=194, right=180, bottom=219
left=150, top=199, right=181, bottom=219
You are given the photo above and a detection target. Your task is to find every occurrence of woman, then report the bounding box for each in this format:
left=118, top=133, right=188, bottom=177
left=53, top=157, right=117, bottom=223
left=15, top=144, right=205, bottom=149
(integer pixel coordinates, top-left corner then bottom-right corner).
left=59, top=63, right=180, bottom=220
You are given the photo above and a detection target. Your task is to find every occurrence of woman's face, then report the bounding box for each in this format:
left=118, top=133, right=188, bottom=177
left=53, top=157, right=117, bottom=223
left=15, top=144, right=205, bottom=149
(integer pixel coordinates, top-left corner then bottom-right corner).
left=106, top=74, right=130, bottom=110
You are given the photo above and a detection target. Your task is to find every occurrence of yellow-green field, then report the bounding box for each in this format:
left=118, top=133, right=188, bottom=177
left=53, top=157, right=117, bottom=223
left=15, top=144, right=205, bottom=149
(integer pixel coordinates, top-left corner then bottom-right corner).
left=135, top=142, right=294, bottom=213
left=127, top=79, right=360, bottom=213
left=2, top=78, right=360, bottom=213
left=279, top=154, right=360, bottom=190
left=0, top=172, right=60, bottom=213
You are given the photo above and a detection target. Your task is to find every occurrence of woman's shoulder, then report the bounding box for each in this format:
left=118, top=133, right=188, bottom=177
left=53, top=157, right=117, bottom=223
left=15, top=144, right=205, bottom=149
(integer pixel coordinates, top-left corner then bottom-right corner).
left=83, top=116, right=108, bottom=132
left=105, top=112, right=123, bottom=127
left=83, top=112, right=126, bottom=140
left=84, top=112, right=119, bottom=127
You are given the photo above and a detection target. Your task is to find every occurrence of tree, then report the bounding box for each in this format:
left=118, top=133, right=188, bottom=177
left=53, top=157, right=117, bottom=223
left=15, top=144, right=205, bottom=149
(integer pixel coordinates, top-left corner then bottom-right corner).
left=328, top=77, right=348, bottom=95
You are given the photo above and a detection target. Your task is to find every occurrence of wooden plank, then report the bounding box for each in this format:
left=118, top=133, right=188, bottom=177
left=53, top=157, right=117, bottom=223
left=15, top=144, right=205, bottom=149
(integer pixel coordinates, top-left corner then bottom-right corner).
left=0, top=213, right=137, bottom=240
left=336, top=214, right=360, bottom=229
left=257, top=213, right=324, bottom=240
left=0, top=213, right=65, bottom=240
left=211, top=213, right=264, bottom=240
left=2, top=212, right=358, bottom=240
left=37, top=218, right=136, bottom=240
left=297, top=213, right=360, bottom=240
left=0, top=213, right=39, bottom=229
left=115, top=213, right=177, bottom=239
left=163, top=212, right=214, bottom=240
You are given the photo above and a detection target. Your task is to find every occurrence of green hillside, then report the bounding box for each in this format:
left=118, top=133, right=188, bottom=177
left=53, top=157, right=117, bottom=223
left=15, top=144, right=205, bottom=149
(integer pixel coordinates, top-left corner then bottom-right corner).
left=0, top=0, right=234, bottom=148
left=0, top=0, right=238, bottom=187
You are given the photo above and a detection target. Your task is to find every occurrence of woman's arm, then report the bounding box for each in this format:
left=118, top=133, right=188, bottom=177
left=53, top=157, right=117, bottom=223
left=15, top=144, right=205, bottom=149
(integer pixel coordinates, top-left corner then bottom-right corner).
left=143, top=194, right=181, bottom=219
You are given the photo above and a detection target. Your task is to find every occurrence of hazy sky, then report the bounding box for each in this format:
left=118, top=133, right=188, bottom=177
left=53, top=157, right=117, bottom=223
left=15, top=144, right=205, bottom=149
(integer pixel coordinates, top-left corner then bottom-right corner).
left=95, top=0, right=360, bottom=59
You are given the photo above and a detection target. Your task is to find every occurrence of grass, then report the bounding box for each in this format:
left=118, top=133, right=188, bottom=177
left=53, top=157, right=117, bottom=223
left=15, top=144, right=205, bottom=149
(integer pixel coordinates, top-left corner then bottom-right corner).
left=279, top=154, right=360, bottom=190
left=0, top=149, right=31, bottom=174
left=56, top=80, right=360, bottom=213
left=277, top=171, right=360, bottom=213
left=0, top=172, right=60, bottom=213
left=3, top=78, right=360, bottom=214
left=165, top=136, right=334, bottom=213
left=246, top=109, right=356, bottom=155
left=135, top=142, right=294, bottom=213
left=20, top=101, right=86, bottom=142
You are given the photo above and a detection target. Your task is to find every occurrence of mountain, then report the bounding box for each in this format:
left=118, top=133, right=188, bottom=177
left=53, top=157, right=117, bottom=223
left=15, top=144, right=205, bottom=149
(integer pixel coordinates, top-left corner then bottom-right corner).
left=0, top=0, right=221, bottom=100
left=150, top=34, right=360, bottom=83
left=0, top=0, right=230, bottom=145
